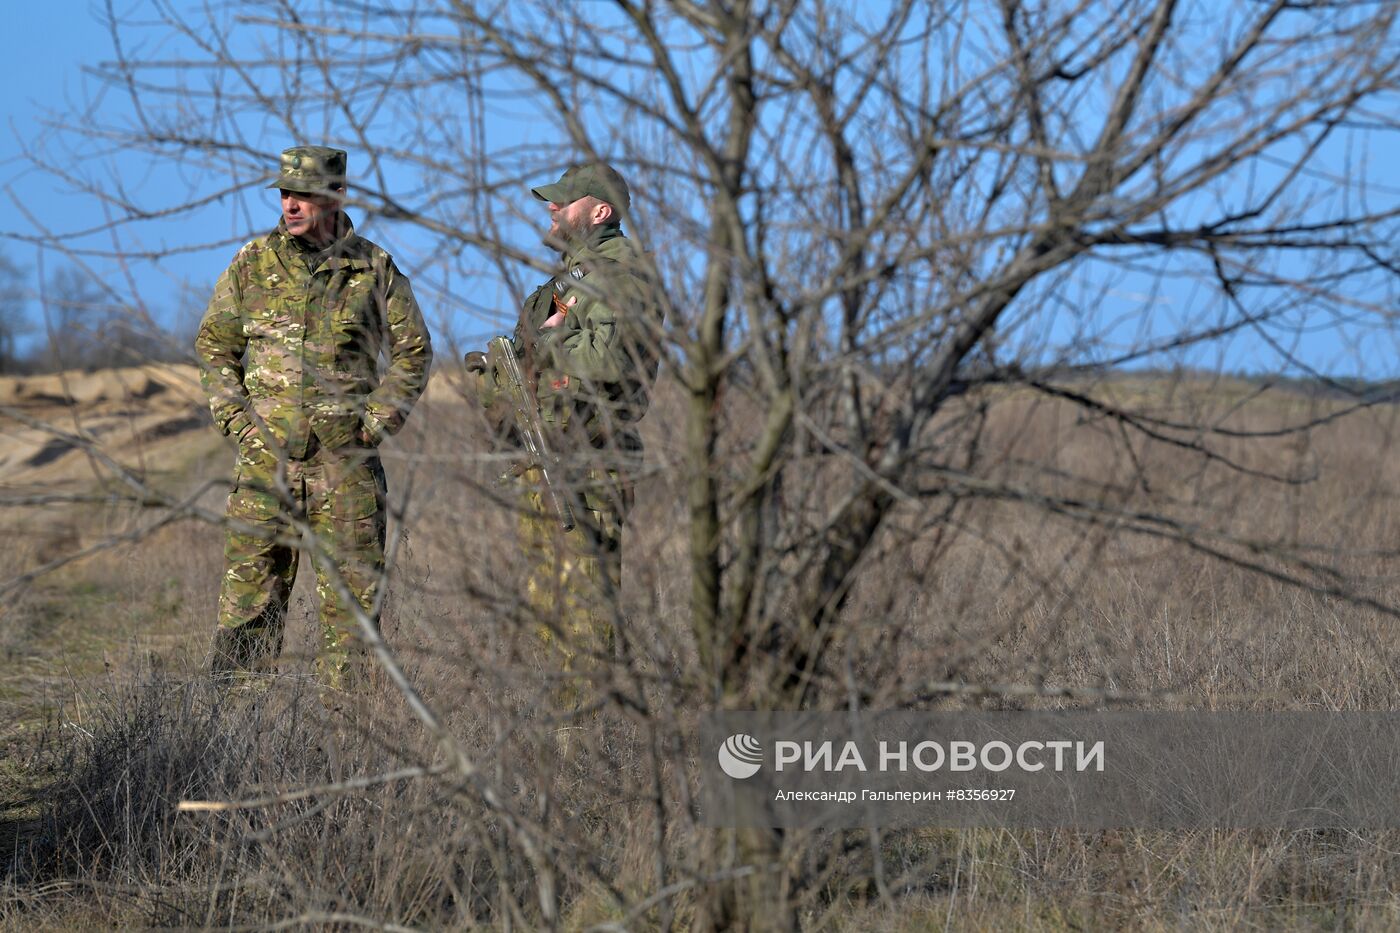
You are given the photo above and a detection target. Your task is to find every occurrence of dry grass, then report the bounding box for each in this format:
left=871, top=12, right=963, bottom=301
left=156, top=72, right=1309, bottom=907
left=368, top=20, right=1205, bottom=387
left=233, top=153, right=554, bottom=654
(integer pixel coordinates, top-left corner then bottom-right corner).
left=4, top=369, right=1400, bottom=929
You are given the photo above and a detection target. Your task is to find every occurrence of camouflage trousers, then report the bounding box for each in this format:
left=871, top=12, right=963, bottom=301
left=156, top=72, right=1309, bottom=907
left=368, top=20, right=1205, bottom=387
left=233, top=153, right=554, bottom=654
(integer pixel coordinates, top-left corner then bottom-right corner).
left=519, top=466, right=632, bottom=677
left=211, top=436, right=387, bottom=690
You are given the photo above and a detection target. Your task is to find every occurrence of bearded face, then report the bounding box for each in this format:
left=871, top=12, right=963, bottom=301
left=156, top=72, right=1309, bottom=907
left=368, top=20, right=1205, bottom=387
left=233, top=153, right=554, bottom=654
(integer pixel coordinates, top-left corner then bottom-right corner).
left=545, top=196, right=603, bottom=248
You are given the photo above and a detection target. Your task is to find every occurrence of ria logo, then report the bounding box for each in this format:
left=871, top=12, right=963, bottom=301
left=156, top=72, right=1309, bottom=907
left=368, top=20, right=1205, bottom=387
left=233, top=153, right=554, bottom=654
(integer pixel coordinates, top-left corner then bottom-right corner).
left=718, top=733, right=763, bottom=779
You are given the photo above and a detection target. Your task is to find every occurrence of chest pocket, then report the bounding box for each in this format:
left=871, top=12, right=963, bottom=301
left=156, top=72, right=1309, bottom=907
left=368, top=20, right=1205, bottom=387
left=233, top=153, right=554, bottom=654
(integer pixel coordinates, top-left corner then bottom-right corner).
left=328, top=268, right=380, bottom=351
left=242, top=268, right=301, bottom=341
left=524, top=283, right=552, bottom=330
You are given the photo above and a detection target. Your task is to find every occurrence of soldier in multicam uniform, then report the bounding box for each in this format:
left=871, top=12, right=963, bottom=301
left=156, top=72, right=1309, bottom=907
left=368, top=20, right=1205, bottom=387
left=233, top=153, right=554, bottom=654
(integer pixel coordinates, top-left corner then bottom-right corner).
left=470, top=163, right=662, bottom=679
left=196, top=146, right=433, bottom=689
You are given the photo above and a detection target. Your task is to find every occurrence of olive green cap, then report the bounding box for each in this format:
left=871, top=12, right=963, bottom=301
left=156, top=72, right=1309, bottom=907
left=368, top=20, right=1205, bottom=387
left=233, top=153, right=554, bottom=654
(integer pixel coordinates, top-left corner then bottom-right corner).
left=267, top=146, right=347, bottom=195
left=531, top=163, right=630, bottom=214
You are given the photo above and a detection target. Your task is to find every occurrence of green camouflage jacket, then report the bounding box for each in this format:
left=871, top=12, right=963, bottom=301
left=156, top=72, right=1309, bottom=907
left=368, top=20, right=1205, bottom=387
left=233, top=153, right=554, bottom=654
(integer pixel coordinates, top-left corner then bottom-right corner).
left=511, top=226, right=662, bottom=452
left=196, top=216, right=433, bottom=458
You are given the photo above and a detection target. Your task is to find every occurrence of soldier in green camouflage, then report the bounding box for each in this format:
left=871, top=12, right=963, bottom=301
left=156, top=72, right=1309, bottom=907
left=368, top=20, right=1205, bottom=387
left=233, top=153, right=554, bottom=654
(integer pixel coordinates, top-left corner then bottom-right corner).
left=196, top=146, right=433, bottom=689
left=470, top=163, right=662, bottom=678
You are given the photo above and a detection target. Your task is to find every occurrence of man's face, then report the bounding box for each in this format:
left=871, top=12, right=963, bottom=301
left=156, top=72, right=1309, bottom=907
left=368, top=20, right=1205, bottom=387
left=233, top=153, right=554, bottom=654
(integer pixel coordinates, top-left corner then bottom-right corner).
left=280, top=188, right=340, bottom=242
left=546, top=196, right=599, bottom=245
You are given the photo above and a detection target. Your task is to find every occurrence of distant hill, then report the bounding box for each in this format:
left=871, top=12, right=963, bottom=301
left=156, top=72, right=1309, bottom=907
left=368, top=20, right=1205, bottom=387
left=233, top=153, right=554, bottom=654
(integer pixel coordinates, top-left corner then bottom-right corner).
left=0, top=365, right=215, bottom=488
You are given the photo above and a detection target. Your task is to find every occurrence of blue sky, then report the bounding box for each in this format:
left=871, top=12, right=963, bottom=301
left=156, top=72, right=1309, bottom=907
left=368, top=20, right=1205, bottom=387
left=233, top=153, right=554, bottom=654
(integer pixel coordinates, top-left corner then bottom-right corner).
left=2, top=2, right=1397, bottom=379
left=1, top=4, right=234, bottom=350
left=0, top=3, right=536, bottom=358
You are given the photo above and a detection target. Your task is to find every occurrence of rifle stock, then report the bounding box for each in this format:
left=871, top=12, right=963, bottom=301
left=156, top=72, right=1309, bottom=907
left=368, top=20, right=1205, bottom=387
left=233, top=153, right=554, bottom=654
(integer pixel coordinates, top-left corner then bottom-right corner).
left=486, top=336, right=576, bottom=532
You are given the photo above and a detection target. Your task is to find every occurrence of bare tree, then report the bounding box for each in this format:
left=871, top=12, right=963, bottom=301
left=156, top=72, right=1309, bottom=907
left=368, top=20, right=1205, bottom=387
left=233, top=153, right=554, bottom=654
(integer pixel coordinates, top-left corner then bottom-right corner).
left=0, top=251, right=31, bottom=372
left=39, top=265, right=109, bottom=372
left=7, top=1, right=1400, bottom=929
left=31, top=264, right=182, bottom=372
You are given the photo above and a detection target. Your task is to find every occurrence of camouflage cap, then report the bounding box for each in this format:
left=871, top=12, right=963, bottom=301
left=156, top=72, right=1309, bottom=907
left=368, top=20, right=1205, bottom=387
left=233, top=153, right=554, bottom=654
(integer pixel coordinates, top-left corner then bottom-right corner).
left=531, top=163, right=630, bottom=214
left=267, top=146, right=347, bottom=195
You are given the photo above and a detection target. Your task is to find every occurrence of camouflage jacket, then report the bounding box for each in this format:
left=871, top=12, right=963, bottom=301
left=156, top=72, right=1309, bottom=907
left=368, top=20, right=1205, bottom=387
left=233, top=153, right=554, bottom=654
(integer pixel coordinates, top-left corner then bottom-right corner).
left=511, top=226, right=662, bottom=452
left=196, top=215, right=433, bottom=458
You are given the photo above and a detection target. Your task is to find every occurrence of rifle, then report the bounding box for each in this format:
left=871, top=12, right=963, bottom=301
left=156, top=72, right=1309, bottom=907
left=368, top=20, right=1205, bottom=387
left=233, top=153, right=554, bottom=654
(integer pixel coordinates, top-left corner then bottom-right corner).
left=483, top=335, right=576, bottom=532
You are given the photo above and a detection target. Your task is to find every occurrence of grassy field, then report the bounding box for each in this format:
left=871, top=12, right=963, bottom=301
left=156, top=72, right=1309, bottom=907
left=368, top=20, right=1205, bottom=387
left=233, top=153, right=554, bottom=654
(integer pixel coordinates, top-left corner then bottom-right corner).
left=4, top=365, right=1400, bottom=930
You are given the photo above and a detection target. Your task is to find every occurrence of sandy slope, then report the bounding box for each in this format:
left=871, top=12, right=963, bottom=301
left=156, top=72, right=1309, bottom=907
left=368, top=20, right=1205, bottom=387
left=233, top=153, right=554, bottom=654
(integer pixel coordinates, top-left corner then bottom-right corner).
left=0, top=365, right=215, bottom=489
left=0, top=364, right=468, bottom=491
